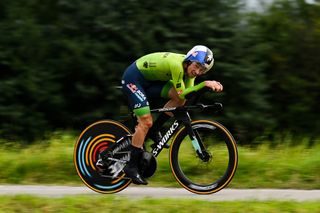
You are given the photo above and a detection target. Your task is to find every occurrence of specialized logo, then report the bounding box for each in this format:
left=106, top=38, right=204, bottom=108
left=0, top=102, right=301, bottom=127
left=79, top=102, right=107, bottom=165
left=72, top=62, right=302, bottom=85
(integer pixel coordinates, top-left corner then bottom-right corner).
left=189, top=183, right=217, bottom=190
left=152, top=121, right=179, bottom=156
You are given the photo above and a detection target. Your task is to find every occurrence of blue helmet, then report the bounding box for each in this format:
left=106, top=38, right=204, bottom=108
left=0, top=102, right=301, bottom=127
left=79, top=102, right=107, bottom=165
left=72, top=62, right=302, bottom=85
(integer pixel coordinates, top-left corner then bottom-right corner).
left=184, top=45, right=214, bottom=73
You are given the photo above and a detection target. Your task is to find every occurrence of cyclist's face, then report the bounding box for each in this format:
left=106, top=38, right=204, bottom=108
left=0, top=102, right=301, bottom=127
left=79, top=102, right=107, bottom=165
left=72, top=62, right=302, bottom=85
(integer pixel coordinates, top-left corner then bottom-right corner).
left=186, top=62, right=206, bottom=78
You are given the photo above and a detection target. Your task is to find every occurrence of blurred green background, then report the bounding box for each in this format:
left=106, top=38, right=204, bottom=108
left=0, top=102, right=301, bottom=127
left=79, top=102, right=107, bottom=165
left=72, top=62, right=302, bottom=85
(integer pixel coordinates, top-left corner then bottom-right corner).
left=0, top=0, right=319, bottom=188
left=0, top=0, right=319, bottom=145
left=1, top=1, right=319, bottom=211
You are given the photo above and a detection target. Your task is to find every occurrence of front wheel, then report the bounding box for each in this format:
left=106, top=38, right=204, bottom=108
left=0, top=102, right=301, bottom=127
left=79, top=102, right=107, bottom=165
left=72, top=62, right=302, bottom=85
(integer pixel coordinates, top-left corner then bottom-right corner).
left=170, top=120, right=238, bottom=194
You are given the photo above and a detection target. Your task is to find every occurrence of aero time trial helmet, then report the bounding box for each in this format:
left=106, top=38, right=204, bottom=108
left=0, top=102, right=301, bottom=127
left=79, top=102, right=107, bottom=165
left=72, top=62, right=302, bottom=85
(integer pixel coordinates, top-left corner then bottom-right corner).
left=184, top=45, right=214, bottom=73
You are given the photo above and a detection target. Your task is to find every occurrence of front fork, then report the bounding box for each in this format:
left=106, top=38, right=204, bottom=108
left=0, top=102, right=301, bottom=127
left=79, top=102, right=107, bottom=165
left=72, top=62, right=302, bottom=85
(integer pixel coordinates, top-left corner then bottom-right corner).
left=174, top=108, right=209, bottom=161
left=186, top=122, right=211, bottom=161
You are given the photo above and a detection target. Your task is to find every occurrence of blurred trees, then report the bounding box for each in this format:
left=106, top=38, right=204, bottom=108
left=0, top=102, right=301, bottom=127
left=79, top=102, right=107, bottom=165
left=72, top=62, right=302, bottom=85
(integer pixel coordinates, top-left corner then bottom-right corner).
left=249, top=0, right=320, bottom=139
left=0, top=0, right=319, bottom=143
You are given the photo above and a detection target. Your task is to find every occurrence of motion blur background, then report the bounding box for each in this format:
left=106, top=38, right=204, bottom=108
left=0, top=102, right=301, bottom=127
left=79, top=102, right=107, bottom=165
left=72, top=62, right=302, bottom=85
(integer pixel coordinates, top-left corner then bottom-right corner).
left=0, top=0, right=319, bottom=145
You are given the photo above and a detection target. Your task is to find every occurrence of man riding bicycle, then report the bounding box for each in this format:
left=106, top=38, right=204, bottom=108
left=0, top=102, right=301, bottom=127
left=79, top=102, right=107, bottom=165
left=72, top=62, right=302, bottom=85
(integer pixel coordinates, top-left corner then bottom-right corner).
left=98, top=45, right=223, bottom=185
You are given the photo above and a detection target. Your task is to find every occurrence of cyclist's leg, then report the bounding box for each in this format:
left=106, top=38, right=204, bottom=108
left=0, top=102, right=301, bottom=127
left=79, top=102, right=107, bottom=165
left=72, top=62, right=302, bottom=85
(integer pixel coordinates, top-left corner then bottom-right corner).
left=150, top=81, right=186, bottom=109
left=147, top=86, right=185, bottom=136
left=121, top=62, right=152, bottom=184
left=132, top=114, right=152, bottom=148
left=164, top=87, right=186, bottom=116
left=121, top=62, right=153, bottom=148
left=144, top=81, right=171, bottom=143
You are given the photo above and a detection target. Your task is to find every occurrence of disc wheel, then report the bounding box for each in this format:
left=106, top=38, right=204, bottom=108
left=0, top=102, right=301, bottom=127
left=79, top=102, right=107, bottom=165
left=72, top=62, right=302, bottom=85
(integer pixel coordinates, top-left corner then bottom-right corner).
left=74, top=120, right=132, bottom=194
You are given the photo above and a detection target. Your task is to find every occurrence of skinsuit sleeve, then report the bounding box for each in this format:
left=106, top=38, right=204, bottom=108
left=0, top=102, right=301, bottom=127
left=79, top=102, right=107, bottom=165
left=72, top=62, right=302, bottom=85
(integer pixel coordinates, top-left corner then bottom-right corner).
left=170, top=63, right=206, bottom=99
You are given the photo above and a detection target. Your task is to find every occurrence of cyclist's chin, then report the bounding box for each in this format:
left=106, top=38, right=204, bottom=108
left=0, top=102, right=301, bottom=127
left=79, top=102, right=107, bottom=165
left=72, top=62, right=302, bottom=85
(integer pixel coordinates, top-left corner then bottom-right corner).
left=192, top=74, right=199, bottom=78
left=188, top=72, right=196, bottom=78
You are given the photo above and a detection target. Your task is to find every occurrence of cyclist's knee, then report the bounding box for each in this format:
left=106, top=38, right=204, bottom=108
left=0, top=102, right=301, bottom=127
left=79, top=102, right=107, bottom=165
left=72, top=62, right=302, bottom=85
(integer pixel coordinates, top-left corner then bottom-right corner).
left=169, top=96, right=186, bottom=106
left=174, top=98, right=186, bottom=106
left=168, top=88, right=186, bottom=106
left=137, top=114, right=153, bottom=132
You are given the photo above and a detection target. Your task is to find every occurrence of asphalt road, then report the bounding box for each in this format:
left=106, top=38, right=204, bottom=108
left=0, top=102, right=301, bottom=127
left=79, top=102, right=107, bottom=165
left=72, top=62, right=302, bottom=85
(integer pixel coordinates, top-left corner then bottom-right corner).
left=1, top=185, right=320, bottom=201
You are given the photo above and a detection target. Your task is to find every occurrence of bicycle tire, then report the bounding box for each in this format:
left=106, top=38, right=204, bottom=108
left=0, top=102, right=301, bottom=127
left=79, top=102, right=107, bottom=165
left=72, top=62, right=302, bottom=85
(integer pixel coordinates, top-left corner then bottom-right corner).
left=74, top=120, right=132, bottom=194
left=170, top=120, right=238, bottom=194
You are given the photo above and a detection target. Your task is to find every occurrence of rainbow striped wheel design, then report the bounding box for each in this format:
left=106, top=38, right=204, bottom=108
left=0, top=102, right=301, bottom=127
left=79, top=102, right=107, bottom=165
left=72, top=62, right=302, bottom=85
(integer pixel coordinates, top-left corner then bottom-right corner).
left=74, top=120, right=132, bottom=193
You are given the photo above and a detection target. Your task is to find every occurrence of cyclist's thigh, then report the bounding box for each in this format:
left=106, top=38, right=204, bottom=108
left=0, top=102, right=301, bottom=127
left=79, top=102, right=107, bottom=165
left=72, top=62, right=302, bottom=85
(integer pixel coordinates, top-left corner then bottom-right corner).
left=145, top=81, right=172, bottom=99
left=121, top=63, right=150, bottom=115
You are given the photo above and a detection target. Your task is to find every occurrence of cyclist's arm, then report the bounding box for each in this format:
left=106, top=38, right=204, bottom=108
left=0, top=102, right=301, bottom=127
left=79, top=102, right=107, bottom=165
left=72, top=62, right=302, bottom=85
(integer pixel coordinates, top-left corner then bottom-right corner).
left=185, top=77, right=195, bottom=88
left=170, top=64, right=186, bottom=97
left=169, top=63, right=210, bottom=99
left=179, top=81, right=206, bottom=99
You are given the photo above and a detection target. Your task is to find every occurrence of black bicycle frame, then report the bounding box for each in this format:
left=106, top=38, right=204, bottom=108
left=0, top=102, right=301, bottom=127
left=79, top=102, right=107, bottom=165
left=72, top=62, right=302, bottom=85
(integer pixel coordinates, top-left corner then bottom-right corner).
left=150, top=106, right=199, bottom=157
left=149, top=103, right=223, bottom=158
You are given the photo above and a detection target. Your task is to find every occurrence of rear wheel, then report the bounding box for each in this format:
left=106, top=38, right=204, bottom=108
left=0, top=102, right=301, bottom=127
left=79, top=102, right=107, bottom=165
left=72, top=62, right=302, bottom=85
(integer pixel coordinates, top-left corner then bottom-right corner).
left=74, top=120, right=132, bottom=194
left=170, top=120, right=238, bottom=194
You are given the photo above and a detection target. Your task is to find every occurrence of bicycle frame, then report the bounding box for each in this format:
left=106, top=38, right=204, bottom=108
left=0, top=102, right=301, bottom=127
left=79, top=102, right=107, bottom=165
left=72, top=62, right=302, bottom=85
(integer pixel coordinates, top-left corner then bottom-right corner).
left=151, top=119, right=179, bottom=156
left=121, top=87, right=223, bottom=159
left=149, top=103, right=222, bottom=158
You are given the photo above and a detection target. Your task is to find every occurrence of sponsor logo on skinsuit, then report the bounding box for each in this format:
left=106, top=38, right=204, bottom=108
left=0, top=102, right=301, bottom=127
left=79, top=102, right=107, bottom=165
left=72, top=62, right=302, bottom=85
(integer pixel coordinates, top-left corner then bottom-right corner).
left=134, top=103, right=141, bottom=108
left=126, top=83, right=138, bottom=93
left=126, top=83, right=146, bottom=102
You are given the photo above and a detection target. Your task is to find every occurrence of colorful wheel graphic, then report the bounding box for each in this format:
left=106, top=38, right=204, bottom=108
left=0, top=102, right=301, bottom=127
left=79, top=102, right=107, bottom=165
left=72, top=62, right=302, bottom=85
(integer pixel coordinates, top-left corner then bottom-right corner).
left=74, top=120, right=132, bottom=193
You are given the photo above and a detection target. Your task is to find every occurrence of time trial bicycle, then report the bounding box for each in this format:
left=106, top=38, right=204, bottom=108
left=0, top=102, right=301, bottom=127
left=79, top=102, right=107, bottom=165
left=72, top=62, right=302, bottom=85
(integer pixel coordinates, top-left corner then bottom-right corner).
left=74, top=88, right=238, bottom=194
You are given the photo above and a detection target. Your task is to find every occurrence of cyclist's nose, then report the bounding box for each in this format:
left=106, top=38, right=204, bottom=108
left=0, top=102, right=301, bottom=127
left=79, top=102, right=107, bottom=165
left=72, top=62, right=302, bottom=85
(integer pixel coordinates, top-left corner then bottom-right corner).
left=195, top=69, right=201, bottom=75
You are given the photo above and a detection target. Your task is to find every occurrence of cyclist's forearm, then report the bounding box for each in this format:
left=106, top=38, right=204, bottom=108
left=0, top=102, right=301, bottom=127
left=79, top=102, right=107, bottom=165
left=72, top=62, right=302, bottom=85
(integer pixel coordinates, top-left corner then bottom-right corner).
left=179, top=81, right=206, bottom=99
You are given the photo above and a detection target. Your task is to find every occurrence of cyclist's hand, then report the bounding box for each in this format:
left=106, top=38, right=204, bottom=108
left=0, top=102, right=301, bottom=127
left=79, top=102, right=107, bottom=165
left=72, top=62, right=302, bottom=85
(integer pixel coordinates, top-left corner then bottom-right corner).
left=204, top=80, right=223, bottom=92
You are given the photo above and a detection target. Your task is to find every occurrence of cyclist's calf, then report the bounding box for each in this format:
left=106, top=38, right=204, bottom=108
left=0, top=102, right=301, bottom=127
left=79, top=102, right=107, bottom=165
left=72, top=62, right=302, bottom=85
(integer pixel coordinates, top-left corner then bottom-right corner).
left=132, top=114, right=153, bottom=147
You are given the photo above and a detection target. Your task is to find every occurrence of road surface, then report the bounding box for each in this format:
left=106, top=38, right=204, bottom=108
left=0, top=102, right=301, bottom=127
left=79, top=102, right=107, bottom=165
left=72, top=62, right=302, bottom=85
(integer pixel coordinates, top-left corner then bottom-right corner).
left=0, top=185, right=319, bottom=201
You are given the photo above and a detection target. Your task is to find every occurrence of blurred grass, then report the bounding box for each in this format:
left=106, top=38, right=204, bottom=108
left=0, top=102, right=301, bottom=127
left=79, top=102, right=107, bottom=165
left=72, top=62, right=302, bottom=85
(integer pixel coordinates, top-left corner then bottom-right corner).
left=232, top=141, right=320, bottom=189
left=0, top=133, right=77, bottom=185
left=0, top=195, right=319, bottom=213
left=0, top=132, right=319, bottom=189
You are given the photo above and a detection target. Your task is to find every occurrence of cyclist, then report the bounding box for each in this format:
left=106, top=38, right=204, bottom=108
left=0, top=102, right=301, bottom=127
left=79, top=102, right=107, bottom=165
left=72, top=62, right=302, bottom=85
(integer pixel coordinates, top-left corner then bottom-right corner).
left=101, top=45, right=223, bottom=185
